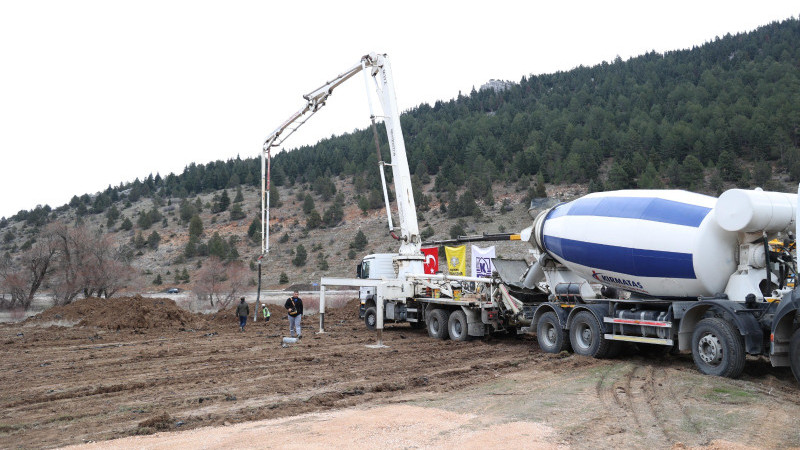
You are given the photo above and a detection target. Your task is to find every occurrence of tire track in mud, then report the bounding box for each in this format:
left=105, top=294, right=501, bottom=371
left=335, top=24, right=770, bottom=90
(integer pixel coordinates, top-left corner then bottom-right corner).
left=594, top=361, right=677, bottom=445
left=660, top=364, right=704, bottom=439
left=594, top=364, right=634, bottom=437
left=636, top=365, right=678, bottom=444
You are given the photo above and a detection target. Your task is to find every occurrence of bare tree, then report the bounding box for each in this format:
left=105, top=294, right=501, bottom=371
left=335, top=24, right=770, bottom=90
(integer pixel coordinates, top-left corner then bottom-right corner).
left=0, top=221, right=138, bottom=308
left=49, top=222, right=137, bottom=304
left=194, top=257, right=227, bottom=307
left=0, top=231, right=58, bottom=310
left=193, top=257, right=248, bottom=309
left=50, top=222, right=90, bottom=305
left=81, top=233, right=136, bottom=298
left=218, top=261, right=248, bottom=309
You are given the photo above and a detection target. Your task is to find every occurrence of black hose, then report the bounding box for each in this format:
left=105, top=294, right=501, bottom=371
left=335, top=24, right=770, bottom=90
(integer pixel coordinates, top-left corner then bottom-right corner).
left=763, top=235, right=771, bottom=295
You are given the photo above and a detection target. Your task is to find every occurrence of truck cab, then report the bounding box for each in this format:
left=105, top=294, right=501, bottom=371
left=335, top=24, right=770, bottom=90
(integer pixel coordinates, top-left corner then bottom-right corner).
left=357, top=253, right=397, bottom=318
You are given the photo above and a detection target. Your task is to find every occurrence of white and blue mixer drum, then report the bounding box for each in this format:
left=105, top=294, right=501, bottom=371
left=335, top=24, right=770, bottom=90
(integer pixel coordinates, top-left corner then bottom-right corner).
left=533, top=190, right=738, bottom=298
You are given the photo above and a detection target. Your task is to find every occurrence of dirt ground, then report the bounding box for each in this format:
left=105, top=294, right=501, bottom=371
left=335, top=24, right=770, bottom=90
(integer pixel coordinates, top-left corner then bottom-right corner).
left=2, top=297, right=800, bottom=449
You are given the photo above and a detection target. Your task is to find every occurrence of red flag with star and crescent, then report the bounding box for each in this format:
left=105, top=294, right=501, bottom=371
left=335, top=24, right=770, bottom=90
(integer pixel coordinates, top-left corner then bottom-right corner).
left=421, top=247, right=438, bottom=275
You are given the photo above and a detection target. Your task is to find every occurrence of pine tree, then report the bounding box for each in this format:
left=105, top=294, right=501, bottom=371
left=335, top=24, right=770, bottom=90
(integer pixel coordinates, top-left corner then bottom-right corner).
left=351, top=230, right=368, bottom=251
left=449, top=220, right=466, bottom=239
left=717, top=151, right=740, bottom=182
left=322, top=202, right=343, bottom=227
left=147, top=231, right=161, bottom=250
left=229, top=203, right=246, bottom=221
left=357, top=196, right=370, bottom=215
left=179, top=199, right=197, bottom=222
left=306, top=210, right=321, bottom=229
left=248, top=217, right=261, bottom=243
left=189, top=214, right=203, bottom=238
left=269, top=184, right=282, bottom=207
left=106, top=205, right=120, bottom=227
left=133, top=231, right=146, bottom=249
left=219, top=190, right=230, bottom=212
left=680, top=155, right=705, bottom=190
left=302, top=194, right=315, bottom=215
left=535, top=173, right=547, bottom=198
left=137, top=211, right=153, bottom=230
left=292, top=244, right=307, bottom=267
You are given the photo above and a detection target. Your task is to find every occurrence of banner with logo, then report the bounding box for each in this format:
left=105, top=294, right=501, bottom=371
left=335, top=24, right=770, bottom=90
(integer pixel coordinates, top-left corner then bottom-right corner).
left=471, top=245, right=496, bottom=278
left=445, top=245, right=466, bottom=276
left=421, top=247, right=439, bottom=274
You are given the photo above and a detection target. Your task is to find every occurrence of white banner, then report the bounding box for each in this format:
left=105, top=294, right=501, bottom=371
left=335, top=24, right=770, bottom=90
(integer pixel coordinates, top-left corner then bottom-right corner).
left=471, top=245, right=496, bottom=278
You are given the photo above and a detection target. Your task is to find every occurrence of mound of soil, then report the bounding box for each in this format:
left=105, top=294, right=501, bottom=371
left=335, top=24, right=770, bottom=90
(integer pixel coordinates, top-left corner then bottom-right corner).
left=206, top=305, right=240, bottom=324
left=27, top=296, right=206, bottom=330
left=324, top=298, right=360, bottom=321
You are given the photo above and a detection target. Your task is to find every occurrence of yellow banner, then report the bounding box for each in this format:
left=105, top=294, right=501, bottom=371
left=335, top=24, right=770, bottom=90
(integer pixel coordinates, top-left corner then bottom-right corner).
left=445, top=245, right=466, bottom=276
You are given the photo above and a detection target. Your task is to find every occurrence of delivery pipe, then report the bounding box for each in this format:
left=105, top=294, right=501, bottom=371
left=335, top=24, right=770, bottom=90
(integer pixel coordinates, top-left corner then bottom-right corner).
left=405, top=273, right=495, bottom=284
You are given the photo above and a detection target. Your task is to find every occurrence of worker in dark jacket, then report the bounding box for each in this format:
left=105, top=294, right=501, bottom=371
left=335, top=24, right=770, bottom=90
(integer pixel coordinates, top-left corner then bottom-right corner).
left=284, top=291, right=303, bottom=338
left=236, top=297, right=250, bottom=332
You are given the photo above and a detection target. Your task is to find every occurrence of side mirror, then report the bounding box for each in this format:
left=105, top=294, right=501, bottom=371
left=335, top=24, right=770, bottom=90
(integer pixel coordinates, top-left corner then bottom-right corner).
left=356, top=263, right=362, bottom=278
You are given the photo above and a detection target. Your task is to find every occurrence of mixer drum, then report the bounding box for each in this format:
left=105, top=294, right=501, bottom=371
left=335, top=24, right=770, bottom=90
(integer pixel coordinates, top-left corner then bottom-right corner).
left=536, top=190, right=737, bottom=298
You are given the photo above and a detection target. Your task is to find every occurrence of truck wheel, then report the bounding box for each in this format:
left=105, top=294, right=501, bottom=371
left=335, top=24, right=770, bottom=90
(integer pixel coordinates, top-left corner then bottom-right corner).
left=570, top=311, right=612, bottom=358
left=790, top=329, right=800, bottom=383
left=691, top=317, right=745, bottom=378
left=448, top=310, right=469, bottom=341
left=427, top=308, right=449, bottom=340
left=364, top=307, right=377, bottom=331
left=537, top=311, right=569, bottom=353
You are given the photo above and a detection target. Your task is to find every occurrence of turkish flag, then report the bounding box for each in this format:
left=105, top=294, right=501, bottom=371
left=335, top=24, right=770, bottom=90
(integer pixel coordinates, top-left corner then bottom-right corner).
left=421, top=247, right=438, bottom=274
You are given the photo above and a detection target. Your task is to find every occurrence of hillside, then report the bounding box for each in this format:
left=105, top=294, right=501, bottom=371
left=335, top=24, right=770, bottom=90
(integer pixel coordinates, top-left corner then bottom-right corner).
left=3, top=17, right=800, bottom=305
left=0, top=175, right=547, bottom=302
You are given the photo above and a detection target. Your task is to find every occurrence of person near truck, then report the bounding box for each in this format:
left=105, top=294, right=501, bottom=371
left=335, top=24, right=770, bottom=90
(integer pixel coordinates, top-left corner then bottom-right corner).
left=284, top=291, right=303, bottom=338
left=236, top=297, right=249, bottom=332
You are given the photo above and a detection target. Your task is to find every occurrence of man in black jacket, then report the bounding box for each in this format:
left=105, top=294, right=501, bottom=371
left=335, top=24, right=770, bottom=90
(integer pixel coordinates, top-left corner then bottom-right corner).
left=236, top=297, right=249, bottom=332
left=284, top=291, right=303, bottom=338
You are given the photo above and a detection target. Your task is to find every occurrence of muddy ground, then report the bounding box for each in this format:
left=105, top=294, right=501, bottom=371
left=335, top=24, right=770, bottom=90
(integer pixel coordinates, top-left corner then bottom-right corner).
left=2, top=297, right=800, bottom=449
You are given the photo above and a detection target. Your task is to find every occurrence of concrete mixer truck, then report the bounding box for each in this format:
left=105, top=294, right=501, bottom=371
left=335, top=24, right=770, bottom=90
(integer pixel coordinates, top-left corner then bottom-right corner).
left=520, top=187, right=800, bottom=380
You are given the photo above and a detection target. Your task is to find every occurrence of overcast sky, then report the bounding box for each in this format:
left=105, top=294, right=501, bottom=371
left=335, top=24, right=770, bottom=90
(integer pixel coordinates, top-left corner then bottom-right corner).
left=0, top=1, right=797, bottom=219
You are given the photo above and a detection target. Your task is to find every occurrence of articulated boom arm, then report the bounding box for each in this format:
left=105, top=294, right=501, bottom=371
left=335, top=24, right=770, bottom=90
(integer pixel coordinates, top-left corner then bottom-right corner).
left=366, top=54, right=421, bottom=257
left=260, top=53, right=421, bottom=268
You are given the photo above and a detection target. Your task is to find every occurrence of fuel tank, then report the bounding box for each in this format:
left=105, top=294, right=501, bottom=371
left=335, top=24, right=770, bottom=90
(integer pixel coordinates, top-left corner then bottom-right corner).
left=532, top=190, right=738, bottom=298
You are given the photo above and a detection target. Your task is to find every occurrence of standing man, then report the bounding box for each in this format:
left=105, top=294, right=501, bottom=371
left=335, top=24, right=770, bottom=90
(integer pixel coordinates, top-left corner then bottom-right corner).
left=236, top=297, right=249, bottom=332
left=284, top=291, right=303, bottom=338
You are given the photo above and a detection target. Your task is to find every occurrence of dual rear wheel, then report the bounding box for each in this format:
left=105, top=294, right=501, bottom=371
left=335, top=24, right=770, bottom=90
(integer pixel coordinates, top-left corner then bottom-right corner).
left=427, top=308, right=470, bottom=341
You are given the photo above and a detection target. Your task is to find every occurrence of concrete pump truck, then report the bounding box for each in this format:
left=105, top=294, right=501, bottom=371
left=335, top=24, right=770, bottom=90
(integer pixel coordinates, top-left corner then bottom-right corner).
left=261, top=53, right=800, bottom=384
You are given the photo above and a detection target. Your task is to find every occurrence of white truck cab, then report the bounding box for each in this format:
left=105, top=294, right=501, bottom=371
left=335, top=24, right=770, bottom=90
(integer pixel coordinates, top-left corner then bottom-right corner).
left=357, top=253, right=398, bottom=317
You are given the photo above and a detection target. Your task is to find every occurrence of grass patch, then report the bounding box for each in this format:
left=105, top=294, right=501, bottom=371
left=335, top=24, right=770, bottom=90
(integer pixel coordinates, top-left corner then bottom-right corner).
left=703, top=386, right=756, bottom=403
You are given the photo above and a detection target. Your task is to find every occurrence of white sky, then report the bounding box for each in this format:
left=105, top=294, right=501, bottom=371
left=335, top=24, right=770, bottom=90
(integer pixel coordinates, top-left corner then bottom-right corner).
left=0, top=1, right=797, bottom=219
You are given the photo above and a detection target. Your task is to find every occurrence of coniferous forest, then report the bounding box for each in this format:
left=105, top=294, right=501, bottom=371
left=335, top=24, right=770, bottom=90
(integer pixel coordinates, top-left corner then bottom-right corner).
left=6, top=17, right=800, bottom=227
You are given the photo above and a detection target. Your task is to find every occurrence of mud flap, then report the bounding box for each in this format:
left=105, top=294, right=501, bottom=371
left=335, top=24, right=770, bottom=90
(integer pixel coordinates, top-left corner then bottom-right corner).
left=464, top=307, right=484, bottom=337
